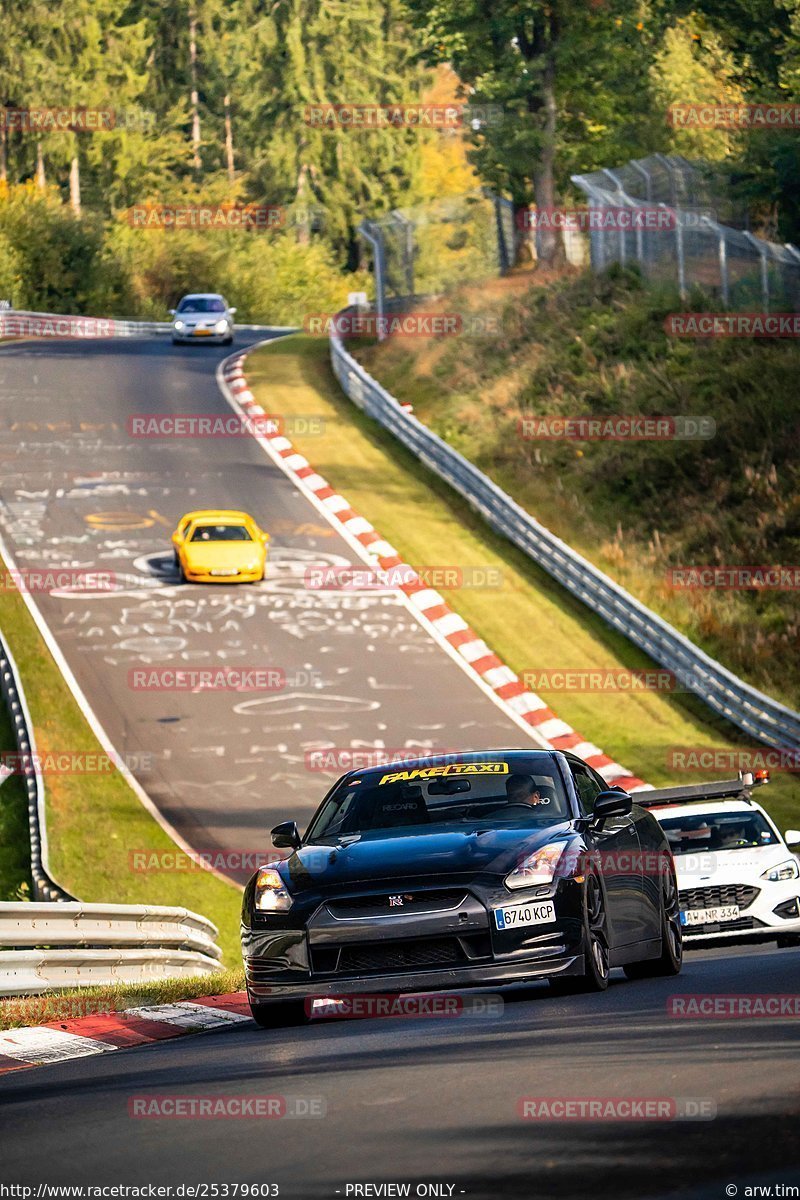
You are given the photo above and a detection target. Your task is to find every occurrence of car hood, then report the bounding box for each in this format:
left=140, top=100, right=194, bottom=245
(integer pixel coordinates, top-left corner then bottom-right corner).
left=674, top=845, right=796, bottom=887
left=280, top=823, right=575, bottom=894
left=183, top=542, right=260, bottom=569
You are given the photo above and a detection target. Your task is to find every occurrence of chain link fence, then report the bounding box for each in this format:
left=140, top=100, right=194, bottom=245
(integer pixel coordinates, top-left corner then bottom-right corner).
left=572, top=154, right=800, bottom=311
left=358, top=191, right=515, bottom=337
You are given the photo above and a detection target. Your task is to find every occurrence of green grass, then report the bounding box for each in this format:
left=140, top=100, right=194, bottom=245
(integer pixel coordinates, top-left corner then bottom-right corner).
left=0, top=578, right=242, bottom=965
left=354, top=266, right=800, bottom=713
left=246, top=334, right=799, bottom=833
left=0, top=968, right=245, bottom=1031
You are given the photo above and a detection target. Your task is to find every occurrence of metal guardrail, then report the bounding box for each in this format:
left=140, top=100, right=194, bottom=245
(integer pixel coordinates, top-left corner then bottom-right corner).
left=329, top=321, right=800, bottom=755
left=0, top=628, right=72, bottom=902
left=0, top=904, right=222, bottom=995
left=0, top=309, right=291, bottom=338
left=0, top=628, right=224, bottom=992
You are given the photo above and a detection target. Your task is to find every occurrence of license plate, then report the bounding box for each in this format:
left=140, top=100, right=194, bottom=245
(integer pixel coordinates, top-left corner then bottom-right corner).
left=681, top=905, right=740, bottom=926
left=192, top=329, right=212, bottom=336
left=494, top=901, right=556, bottom=930
left=210, top=569, right=237, bottom=576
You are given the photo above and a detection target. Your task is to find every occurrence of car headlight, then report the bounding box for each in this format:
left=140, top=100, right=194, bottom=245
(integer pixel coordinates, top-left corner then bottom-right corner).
left=762, top=858, right=800, bottom=882
left=254, top=867, right=293, bottom=911
left=214, top=319, right=228, bottom=333
left=174, top=320, right=184, bottom=331
left=505, top=841, right=578, bottom=890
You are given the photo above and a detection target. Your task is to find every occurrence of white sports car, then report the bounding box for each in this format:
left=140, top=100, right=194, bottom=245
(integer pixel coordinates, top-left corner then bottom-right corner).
left=647, top=782, right=800, bottom=947
left=170, top=293, right=236, bottom=345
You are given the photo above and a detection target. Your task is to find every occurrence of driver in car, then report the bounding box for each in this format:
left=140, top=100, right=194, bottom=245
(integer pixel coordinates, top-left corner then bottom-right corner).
left=505, top=774, right=550, bottom=806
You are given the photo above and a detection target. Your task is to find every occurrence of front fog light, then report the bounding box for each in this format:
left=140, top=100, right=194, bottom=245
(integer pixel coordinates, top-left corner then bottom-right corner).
left=254, top=867, right=293, bottom=912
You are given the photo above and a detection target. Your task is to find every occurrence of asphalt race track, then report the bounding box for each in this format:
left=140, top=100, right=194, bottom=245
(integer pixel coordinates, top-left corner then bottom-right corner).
left=1, top=338, right=799, bottom=1200
left=1, top=945, right=799, bottom=1197
left=0, top=335, right=532, bottom=875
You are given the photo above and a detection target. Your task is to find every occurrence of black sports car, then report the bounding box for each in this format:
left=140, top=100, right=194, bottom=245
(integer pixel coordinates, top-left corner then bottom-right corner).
left=241, top=749, right=682, bottom=1026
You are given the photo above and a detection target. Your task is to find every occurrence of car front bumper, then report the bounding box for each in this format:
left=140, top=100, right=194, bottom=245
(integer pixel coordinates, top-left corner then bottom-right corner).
left=172, top=329, right=231, bottom=343
left=242, top=880, right=588, bottom=1004
left=183, top=568, right=263, bottom=584
left=680, top=883, right=800, bottom=945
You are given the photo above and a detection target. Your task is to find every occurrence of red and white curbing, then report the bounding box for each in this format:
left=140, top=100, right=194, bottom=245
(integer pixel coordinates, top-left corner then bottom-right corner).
left=220, top=352, right=649, bottom=793
left=0, top=993, right=252, bottom=1076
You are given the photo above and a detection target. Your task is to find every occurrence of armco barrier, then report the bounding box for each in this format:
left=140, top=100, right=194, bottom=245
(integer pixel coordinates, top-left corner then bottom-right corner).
left=0, top=628, right=224, bottom=992
left=329, top=320, right=800, bottom=755
left=0, top=628, right=72, bottom=902
left=0, top=309, right=293, bottom=339
left=0, top=905, right=222, bottom=994
left=0, top=904, right=222, bottom=994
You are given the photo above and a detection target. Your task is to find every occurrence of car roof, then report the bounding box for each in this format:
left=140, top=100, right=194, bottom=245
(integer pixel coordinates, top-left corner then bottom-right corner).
left=178, top=293, right=226, bottom=301
left=649, top=799, right=767, bottom=821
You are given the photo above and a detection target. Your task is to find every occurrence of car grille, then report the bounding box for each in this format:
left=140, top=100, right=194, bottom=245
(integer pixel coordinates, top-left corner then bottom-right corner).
left=680, top=884, right=760, bottom=910
left=327, top=889, right=468, bottom=919
left=310, top=933, right=492, bottom=976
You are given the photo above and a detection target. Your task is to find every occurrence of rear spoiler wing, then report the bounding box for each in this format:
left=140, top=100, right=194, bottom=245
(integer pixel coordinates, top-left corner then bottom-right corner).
left=636, top=770, right=769, bottom=809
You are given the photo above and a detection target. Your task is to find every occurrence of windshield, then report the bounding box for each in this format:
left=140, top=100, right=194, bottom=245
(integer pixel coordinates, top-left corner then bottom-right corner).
left=305, top=756, right=570, bottom=843
left=177, top=297, right=226, bottom=313
left=190, top=523, right=251, bottom=542
left=659, top=810, right=779, bottom=854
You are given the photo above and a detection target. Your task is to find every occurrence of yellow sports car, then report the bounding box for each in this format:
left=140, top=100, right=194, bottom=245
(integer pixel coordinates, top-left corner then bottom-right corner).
left=171, top=510, right=270, bottom=583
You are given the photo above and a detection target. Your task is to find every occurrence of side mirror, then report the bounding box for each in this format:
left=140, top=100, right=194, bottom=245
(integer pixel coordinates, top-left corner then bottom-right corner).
left=261, top=531, right=270, bottom=543
left=229, top=307, right=237, bottom=315
left=168, top=308, right=176, bottom=316
left=271, top=819, right=301, bottom=850
left=592, top=790, right=633, bottom=823
left=785, top=829, right=800, bottom=845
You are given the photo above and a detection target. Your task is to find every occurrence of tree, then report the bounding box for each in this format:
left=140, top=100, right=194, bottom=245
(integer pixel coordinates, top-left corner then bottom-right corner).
left=403, top=0, right=666, bottom=264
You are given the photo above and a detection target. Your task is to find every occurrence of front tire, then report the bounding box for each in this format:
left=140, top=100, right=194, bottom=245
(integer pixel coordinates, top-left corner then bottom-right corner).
left=249, top=999, right=307, bottom=1029
left=549, top=871, right=610, bottom=994
left=623, top=862, right=683, bottom=979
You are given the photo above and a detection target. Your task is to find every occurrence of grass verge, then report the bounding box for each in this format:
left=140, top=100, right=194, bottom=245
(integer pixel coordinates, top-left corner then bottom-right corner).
left=0, top=577, right=241, bottom=965
left=0, top=968, right=245, bottom=1031
left=246, top=334, right=799, bottom=831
